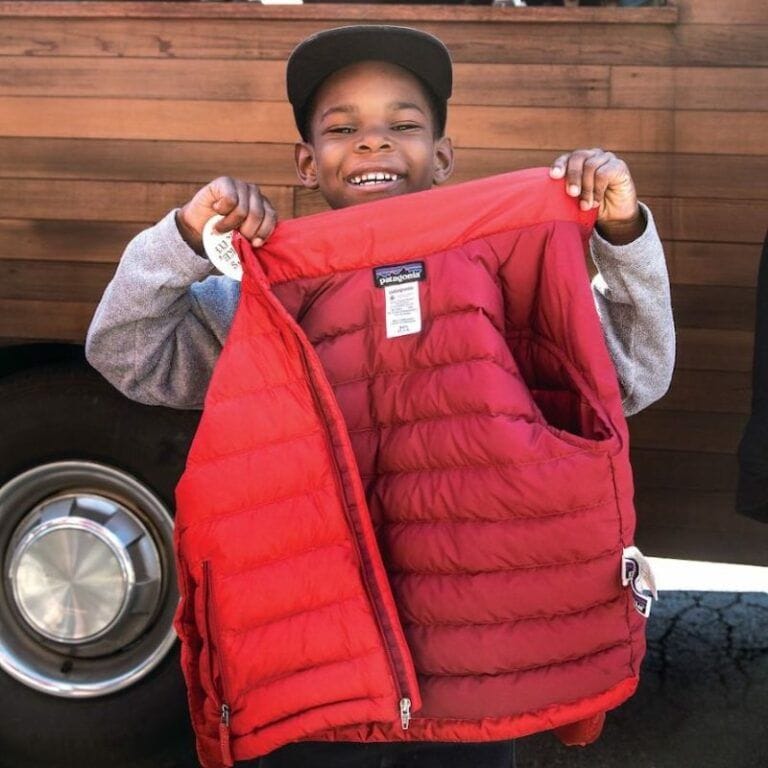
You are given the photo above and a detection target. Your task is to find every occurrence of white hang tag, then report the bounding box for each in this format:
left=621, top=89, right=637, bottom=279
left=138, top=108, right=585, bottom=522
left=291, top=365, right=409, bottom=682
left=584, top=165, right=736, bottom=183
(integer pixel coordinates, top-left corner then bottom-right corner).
left=631, top=585, right=653, bottom=619
left=622, top=546, right=658, bottom=598
left=202, top=214, right=243, bottom=281
left=622, top=546, right=658, bottom=618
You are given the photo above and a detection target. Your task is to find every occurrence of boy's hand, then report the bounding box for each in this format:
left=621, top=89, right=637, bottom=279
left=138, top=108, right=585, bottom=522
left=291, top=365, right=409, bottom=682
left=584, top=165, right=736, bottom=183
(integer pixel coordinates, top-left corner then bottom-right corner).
left=549, top=149, right=645, bottom=245
left=176, top=177, right=278, bottom=254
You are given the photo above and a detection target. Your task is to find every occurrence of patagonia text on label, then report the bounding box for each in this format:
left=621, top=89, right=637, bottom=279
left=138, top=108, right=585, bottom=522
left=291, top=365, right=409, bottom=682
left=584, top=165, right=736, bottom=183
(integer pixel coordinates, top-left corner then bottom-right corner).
left=373, top=261, right=426, bottom=288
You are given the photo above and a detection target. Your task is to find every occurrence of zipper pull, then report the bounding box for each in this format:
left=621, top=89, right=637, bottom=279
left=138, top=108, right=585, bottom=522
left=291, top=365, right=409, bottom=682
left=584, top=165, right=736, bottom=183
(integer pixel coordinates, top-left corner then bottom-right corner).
left=399, top=697, right=412, bottom=730
left=219, top=704, right=234, bottom=767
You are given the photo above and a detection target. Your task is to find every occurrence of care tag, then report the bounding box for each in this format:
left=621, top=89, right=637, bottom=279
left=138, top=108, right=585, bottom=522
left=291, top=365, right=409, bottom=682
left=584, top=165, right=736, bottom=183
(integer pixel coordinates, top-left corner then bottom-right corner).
left=202, top=214, right=243, bottom=281
left=373, top=262, right=426, bottom=340
left=385, top=283, right=422, bottom=338
left=622, top=546, right=658, bottom=618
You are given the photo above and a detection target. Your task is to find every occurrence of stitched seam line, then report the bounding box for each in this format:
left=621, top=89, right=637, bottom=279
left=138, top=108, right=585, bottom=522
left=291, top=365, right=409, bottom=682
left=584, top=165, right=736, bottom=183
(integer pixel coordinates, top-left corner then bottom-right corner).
left=389, top=549, right=615, bottom=577
left=308, top=305, right=505, bottom=347
left=185, top=427, right=323, bottom=468
left=219, top=540, right=353, bottom=584
left=403, top=594, right=624, bottom=628
left=207, top=376, right=308, bottom=406
left=229, top=693, right=394, bottom=736
left=417, top=640, right=631, bottom=679
left=409, top=676, right=634, bottom=725
left=333, top=354, right=518, bottom=389
left=222, top=593, right=362, bottom=637
left=347, top=406, right=544, bottom=436
left=379, top=496, right=617, bottom=524
left=233, top=646, right=383, bottom=702
left=361, top=447, right=603, bottom=479
left=176, top=483, right=330, bottom=534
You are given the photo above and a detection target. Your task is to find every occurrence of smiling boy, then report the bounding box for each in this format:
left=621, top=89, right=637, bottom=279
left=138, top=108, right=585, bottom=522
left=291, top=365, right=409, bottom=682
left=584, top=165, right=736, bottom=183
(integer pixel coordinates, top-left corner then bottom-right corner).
left=293, top=62, right=453, bottom=208
left=86, top=25, right=674, bottom=768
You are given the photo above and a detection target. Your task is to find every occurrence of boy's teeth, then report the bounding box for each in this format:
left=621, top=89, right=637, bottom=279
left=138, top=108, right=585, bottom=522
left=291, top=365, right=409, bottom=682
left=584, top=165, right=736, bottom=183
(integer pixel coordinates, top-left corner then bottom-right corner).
left=350, top=172, right=400, bottom=185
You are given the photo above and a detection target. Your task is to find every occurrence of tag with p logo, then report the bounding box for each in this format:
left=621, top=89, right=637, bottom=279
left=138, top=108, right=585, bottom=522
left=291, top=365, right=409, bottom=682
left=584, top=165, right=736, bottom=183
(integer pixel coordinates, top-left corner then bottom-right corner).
left=622, top=546, right=658, bottom=618
left=373, top=262, right=426, bottom=339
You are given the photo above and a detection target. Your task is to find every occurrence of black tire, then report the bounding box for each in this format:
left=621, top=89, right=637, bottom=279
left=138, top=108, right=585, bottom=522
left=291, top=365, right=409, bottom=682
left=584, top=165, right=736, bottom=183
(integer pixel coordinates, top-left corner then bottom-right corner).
left=0, top=363, right=201, bottom=768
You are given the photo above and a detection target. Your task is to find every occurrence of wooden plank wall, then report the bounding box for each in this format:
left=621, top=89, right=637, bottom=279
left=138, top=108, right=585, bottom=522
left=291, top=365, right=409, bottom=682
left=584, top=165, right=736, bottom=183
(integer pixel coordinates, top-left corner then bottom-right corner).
left=0, top=0, right=767, bottom=563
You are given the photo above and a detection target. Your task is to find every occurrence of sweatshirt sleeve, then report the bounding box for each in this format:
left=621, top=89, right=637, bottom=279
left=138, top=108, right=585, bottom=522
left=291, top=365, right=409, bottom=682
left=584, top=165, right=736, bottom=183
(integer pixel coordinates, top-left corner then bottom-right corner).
left=85, top=210, right=240, bottom=410
left=588, top=202, right=675, bottom=417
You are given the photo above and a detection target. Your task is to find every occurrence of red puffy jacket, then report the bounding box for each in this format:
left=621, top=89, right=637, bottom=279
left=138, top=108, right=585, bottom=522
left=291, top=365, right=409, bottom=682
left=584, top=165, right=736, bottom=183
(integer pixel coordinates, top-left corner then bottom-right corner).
left=174, top=168, right=646, bottom=768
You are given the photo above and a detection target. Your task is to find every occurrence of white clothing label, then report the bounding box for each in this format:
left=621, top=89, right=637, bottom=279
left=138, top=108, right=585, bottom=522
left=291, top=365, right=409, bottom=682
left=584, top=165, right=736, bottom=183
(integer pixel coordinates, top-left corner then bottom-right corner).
left=373, top=261, right=426, bottom=339
left=202, top=214, right=243, bottom=281
left=385, top=282, right=422, bottom=339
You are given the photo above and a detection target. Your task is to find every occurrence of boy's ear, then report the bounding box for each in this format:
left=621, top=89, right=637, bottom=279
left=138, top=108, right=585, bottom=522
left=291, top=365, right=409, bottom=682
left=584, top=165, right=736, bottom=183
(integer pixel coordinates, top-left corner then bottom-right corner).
left=294, top=142, right=319, bottom=190
left=432, top=135, right=454, bottom=186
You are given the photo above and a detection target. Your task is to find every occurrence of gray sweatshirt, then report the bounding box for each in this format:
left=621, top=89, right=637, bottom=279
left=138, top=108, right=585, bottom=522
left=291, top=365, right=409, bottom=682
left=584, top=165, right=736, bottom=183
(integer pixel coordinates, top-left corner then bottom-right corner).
left=85, top=203, right=675, bottom=416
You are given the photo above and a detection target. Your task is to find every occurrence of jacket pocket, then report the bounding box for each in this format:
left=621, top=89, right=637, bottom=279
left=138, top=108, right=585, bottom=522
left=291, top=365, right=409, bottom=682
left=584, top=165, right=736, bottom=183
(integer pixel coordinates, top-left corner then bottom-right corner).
left=531, top=387, right=598, bottom=439
left=175, top=555, right=210, bottom=726
left=508, top=331, right=617, bottom=449
left=174, top=556, right=195, bottom=644
left=201, top=561, right=234, bottom=767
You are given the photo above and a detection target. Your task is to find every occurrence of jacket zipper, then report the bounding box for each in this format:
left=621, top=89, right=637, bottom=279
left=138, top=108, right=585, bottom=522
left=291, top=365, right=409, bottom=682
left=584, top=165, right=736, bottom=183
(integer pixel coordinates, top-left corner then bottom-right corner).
left=203, top=561, right=235, bottom=766
left=399, top=697, right=412, bottom=730
left=297, top=342, right=412, bottom=729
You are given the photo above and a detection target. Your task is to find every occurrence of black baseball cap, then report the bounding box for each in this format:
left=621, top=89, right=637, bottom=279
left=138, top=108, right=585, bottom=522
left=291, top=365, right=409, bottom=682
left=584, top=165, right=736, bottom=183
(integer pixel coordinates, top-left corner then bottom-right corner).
left=286, top=25, right=453, bottom=140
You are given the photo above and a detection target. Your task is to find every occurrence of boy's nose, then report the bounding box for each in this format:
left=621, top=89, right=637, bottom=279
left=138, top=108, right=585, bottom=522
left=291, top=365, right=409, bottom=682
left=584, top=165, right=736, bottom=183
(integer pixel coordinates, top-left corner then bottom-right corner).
left=355, top=127, right=392, bottom=152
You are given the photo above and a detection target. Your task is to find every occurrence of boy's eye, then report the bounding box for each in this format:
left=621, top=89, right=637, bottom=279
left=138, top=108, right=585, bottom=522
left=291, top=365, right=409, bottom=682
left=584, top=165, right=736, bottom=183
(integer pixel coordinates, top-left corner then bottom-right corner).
left=393, top=123, right=420, bottom=131
left=327, top=126, right=355, bottom=135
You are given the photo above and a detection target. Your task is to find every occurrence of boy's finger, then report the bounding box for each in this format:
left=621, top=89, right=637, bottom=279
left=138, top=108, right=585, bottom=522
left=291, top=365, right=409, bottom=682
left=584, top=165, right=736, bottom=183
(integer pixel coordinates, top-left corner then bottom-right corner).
left=579, top=152, right=612, bottom=210
left=563, top=149, right=596, bottom=197
left=252, top=200, right=278, bottom=247
left=209, top=177, right=239, bottom=218
left=239, top=186, right=267, bottom=241
left=549, top=154, right=570, bottom=178
left=593, top=158, right=623, bottom=210
left=215, top=179, right=250, bottom=233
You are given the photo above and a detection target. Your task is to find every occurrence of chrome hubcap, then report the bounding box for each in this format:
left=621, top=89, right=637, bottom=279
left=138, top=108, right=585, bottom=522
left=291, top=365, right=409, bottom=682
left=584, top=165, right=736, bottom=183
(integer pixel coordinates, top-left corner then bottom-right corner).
left=12, top=518, right=131, bottom=643
left=8, top=491, right=167, bottom=646
left=0, top=462, right=177, bottom=698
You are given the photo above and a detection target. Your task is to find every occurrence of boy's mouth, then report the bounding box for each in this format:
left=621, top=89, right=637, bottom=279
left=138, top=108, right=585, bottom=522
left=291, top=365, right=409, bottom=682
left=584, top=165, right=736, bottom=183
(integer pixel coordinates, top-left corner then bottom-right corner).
left=347, top=171, right=404, bottom=188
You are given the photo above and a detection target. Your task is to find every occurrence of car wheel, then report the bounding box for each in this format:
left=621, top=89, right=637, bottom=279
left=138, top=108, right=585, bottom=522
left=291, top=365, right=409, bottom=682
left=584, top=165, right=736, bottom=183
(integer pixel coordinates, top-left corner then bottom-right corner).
left=0, top=363, right=200, bottom=768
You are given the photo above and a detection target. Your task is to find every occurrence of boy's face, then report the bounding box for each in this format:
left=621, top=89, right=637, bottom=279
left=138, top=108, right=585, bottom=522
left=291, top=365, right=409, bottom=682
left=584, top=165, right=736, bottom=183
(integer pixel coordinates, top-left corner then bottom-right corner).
left=294, top=61, right=454, bottom=210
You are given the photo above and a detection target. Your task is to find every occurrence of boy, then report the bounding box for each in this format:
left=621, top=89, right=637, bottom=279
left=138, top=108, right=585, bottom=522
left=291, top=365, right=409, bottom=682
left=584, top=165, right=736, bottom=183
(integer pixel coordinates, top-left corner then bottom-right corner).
left=86, top=25, right=674, bottom=768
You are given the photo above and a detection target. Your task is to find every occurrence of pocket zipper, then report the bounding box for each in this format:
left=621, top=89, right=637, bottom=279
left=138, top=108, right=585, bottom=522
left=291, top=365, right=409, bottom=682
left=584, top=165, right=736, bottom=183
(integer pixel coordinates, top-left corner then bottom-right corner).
left=203, top=561, right=234, bottom=767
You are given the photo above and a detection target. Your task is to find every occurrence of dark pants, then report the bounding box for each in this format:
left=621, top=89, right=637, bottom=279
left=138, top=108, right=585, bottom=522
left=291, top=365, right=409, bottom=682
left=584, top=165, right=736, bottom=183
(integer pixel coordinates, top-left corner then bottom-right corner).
left=239, top=740, right=516, bottom=768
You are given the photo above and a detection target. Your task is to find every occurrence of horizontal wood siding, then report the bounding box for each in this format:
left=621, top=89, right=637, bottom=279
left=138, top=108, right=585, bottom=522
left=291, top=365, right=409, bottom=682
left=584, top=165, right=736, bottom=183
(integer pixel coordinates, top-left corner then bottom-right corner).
left=1, top=0, right=767, bottom=563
